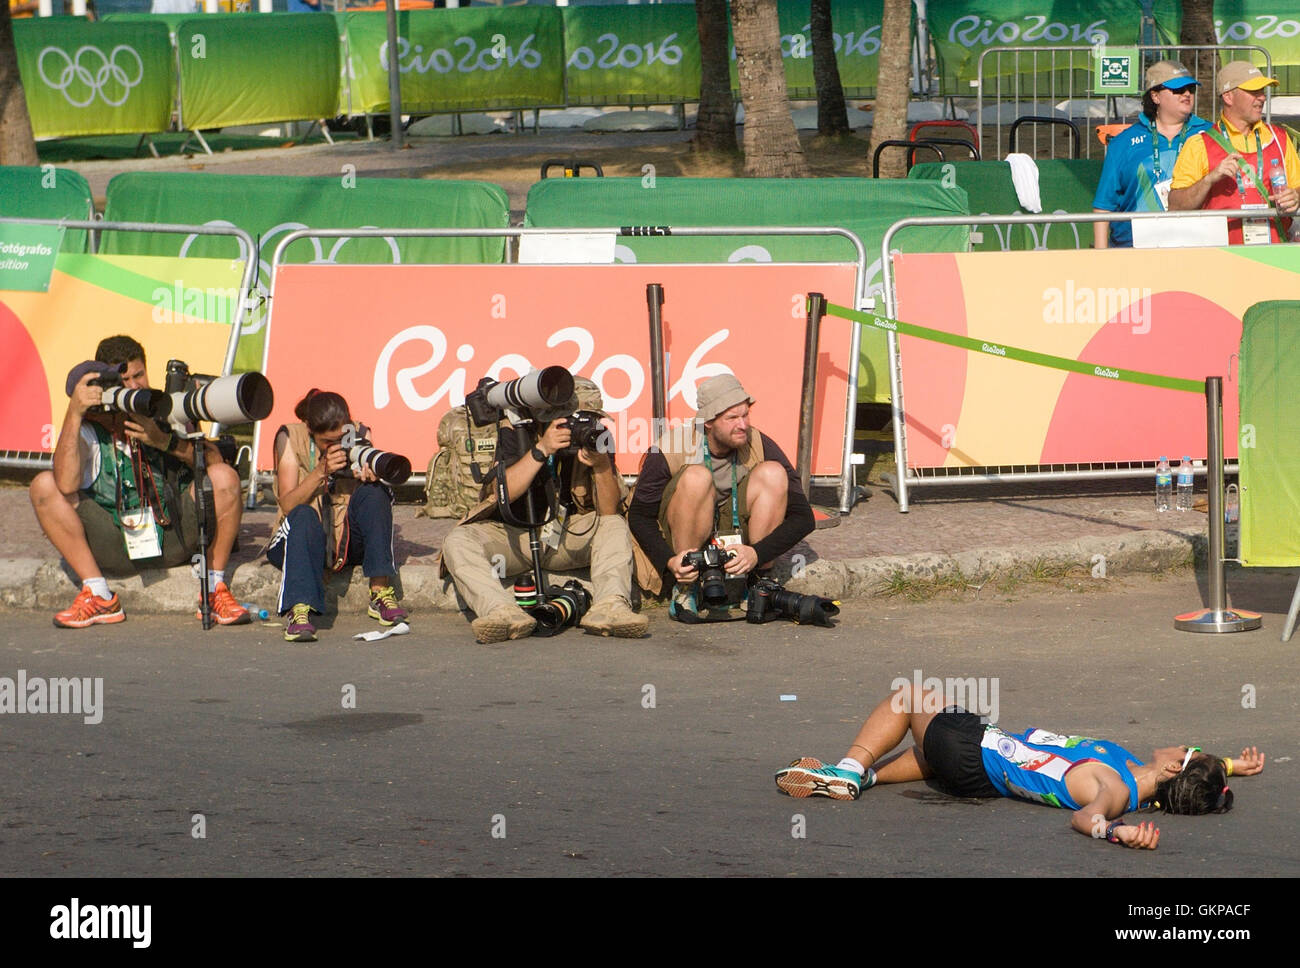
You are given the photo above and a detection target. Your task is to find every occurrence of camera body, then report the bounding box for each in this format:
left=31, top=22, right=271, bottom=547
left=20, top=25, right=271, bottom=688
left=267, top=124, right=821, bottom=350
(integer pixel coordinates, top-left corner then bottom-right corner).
left=330, top=422, right=412, bottom=487
left=746, top=578, right=840, bottom=628
left=682, top=544, right=735, bottom=606
left=91, top=368, right=173, bottom=422
left=558, top=409, right=612, bottom=456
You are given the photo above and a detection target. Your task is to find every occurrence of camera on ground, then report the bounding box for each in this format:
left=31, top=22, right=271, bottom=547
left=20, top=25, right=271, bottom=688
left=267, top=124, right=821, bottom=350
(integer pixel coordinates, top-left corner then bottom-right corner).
left=746, top=578, right=840, bottom=628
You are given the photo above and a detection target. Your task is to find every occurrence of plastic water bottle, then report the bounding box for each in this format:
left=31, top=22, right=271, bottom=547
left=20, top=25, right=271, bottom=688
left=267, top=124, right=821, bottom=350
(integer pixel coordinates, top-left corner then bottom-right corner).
left=1224, top=483, right=1240, bottom=524
left=1155, top=456, right=1172, bottom=512
left=1269, top=157, right=1287, bottom=196
left=1176, top=456, right=1194, bottom=511
left=241, top=603, right=270, bottom=620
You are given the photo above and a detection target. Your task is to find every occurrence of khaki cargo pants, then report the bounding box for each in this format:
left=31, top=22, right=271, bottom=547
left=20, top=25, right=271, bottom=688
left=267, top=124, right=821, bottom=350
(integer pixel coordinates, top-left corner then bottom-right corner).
left=441, top=511, right=635, bottom=618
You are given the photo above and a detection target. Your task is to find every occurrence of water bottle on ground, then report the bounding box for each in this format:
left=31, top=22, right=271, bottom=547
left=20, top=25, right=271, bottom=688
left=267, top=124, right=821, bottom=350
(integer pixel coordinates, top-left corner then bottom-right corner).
left=1155, top=456, right=1172, bottom=512
left=240, top=603, right=270, bottom=620
left=1224, top=483, right=1240, bottom=524
left=1176, top=456, right=1194, bottom=511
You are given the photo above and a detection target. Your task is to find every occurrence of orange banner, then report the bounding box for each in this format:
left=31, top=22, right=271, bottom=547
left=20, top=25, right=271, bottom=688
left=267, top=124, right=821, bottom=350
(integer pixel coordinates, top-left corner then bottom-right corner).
left=257, top=263, right=858, bottom=475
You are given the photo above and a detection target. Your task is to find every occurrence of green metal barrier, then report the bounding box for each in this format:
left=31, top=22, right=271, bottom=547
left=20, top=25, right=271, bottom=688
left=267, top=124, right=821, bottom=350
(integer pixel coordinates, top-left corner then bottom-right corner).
left=12, top=18, right=173, bottom=138
left=1238, top=300, right=1300, bottom=567
left=342, top=8, right=565, bottom=115
left=0, top=166, right=96, bottom=253
left=101, top=172, right=510, bottom=265
left=174, top=14, right=339, bottom=130
left=523, top=176, right=970, bottom=404
left=908, top=159, right=1102, bottom=250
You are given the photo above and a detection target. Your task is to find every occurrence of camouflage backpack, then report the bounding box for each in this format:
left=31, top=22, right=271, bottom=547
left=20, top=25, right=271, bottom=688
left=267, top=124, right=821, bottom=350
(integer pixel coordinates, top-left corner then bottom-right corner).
left=418, top=405, right=498, bottom=519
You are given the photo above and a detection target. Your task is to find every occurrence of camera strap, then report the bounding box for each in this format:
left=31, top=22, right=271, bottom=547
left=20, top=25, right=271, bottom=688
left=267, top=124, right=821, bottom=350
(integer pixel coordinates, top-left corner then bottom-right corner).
left=492, top=456, right=559, bottom=530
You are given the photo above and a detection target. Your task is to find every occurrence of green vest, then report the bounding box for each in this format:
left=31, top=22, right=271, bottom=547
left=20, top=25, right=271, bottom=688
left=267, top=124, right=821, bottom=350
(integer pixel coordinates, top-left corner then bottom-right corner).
left=83, top=421, right=187, bottom=527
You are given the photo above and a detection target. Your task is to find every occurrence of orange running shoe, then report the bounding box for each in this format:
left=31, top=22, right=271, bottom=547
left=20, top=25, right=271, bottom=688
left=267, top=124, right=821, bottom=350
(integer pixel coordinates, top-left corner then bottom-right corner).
left=54, top=587, right=126, bottom=629
left=198, top=581, right=251, bottom=626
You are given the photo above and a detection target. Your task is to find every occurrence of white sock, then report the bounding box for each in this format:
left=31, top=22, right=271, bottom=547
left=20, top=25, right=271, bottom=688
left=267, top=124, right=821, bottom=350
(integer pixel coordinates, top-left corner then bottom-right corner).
left=208, top=570, right=225, bottom=589
left=84, top=577, right=112, bottom=601
left=837, top=757, right=866, bottom=775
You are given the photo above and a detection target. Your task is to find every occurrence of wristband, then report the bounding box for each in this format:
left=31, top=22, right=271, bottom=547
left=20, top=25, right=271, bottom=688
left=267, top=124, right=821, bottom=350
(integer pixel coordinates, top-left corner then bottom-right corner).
left=1222, top=757, right=1233, bottom=777
left=1105, top=820, right=1126, bottom=844
left=529, top=446, right=548, bottom=464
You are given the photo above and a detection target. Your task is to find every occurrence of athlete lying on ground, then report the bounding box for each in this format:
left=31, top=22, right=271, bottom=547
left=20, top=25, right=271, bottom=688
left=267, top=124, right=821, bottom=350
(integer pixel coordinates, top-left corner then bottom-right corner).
left=774, top=681, right=1264, bottom=849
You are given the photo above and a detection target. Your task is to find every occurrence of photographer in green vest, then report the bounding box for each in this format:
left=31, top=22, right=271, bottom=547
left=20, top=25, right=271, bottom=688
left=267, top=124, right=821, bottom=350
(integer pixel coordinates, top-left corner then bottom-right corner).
left=29, top=336, right=249, bottom=628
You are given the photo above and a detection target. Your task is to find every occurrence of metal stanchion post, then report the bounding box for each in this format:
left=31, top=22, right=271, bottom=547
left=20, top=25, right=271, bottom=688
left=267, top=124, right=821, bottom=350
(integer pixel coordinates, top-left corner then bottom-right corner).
left=800, top=293, right=839, bottom=529
left=1175, top=376, right=1261, bottom=633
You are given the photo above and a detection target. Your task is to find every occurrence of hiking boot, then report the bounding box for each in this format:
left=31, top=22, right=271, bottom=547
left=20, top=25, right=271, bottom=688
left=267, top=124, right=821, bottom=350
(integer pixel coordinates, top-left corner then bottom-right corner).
left=284, top=603, right=317, bottom=642
left=580, top=596, right=649, bottom=638
left=471, top=604, right=536, bottom=644
left=774, top=757, right=865, bottom=801
left=367, top=585, right=408, bottom=626
left=54, top=587, right=125, bottom=629
left=198, top=581, right=251, bottom=626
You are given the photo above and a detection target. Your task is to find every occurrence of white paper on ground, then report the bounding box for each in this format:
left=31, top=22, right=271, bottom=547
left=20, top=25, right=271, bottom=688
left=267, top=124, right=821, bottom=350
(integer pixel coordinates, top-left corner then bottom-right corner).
left=353, top=622, right=411, bottom=642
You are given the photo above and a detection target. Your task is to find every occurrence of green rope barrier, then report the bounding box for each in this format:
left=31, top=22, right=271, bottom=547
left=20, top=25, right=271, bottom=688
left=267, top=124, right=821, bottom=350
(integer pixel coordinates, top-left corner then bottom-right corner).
left=824, top=301, right=1204, bottom=395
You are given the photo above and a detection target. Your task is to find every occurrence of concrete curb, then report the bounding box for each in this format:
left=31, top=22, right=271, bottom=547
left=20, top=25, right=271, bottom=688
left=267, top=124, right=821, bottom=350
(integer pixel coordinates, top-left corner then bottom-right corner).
left=0, top=526, right=1203, bottom=617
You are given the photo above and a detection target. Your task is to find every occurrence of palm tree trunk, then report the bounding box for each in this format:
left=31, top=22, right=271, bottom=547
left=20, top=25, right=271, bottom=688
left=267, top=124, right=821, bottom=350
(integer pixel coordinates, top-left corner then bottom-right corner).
left=0, top=5, right=40, bottom=166
left=694, top=0, right=738, bottom=154
left=811, top=0, right=849, bottom=136
left=732, top=0, right=810, bottom=177
left=1179, top=0, right=1218, bottom=120
left=866, top=0, right=911, bottom=178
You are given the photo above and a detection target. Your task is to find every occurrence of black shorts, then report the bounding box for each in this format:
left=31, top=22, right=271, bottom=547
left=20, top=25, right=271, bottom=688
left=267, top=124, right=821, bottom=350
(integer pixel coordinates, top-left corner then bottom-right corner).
left=921, top=708, right=1001, bottom=798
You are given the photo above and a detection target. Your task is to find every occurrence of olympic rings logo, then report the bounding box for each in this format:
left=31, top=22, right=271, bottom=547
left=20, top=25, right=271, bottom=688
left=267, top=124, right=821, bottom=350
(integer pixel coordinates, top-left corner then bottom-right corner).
left=37, top=45, right=144, bottom=108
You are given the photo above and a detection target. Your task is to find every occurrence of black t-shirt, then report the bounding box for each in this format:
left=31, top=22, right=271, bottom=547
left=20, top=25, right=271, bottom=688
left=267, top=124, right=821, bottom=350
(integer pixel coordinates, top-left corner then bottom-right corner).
left=493, top=422, right=576, bottom=523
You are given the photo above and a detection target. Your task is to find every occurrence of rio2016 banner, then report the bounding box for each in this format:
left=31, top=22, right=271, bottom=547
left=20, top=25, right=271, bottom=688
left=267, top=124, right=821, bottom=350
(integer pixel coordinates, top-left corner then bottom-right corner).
left=257, top=263, right=857, bottom=476
left=890, top=246, right=1300, bottom=469
left=0, top=255, right=244, bottom=454
left=728, top=0, right=887, bottom=96
left=12, top=19, right=173, bottom=139
left=563, top=4, right=701, bottom=105
left=929, top=0, right=1144, bottom=88
left=343, top=8, right=565, bottom=114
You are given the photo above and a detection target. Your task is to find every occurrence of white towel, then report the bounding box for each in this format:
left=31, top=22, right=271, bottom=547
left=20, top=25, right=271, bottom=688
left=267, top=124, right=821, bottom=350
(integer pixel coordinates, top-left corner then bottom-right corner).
left=1006, top=153, right=1042, bottom=213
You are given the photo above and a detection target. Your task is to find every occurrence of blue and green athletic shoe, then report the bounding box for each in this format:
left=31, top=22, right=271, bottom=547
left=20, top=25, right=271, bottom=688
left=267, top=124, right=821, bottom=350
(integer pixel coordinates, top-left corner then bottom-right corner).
left=774, top=757, right=866, bottom=801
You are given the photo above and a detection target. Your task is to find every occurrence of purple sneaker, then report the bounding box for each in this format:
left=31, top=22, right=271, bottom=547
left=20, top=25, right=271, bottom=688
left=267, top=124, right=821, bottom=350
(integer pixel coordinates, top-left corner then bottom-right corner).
left=284, top=603, right=317, bottom=642
left=367, top=586, right=408, bottom=626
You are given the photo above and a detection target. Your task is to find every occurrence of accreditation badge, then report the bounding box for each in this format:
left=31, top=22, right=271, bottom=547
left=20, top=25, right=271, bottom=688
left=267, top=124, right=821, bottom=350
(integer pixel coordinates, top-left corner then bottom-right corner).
left=1241, top=203, right=1272, bottom=245
left=1153, top=178, right=1172, bottom=210
left=121, top=506, right=163, bottom=560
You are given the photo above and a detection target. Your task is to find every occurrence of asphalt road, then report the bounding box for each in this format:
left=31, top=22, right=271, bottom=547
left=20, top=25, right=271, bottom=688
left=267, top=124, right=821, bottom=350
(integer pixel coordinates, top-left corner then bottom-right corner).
left=2, top=567, right=1296, bottom=884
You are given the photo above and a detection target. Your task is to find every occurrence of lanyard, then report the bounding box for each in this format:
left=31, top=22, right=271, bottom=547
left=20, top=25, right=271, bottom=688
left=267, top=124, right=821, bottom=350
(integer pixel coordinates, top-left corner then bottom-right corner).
left=1150, top=120, right=1187, bottom=183
left=702, top=445, right=741, bottom=532
left=1221, top=121, right=1265, bottom=198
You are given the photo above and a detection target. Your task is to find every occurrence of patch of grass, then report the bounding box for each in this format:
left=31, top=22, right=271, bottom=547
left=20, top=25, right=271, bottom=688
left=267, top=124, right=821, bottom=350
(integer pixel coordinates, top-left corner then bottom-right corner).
left=877, top=558, right=1116, bottom=602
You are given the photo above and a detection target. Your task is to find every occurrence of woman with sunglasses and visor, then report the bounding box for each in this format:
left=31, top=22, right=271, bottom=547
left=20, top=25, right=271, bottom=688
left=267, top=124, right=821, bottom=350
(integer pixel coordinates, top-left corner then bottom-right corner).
left=773, top=679, right=1264, bottom=850
left=1093, top=61, right=1212, bottom=248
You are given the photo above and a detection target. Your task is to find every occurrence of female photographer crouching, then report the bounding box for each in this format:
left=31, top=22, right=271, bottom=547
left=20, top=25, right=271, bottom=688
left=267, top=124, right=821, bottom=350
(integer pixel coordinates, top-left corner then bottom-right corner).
left=267, top=389, right=408, bottom=641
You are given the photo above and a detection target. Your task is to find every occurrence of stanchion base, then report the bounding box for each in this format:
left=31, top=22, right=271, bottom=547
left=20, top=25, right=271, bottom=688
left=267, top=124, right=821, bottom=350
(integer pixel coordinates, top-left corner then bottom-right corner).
left=812, top=508, right=841, bottom=530
left=1174, top=607, right=1263, bottom=633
